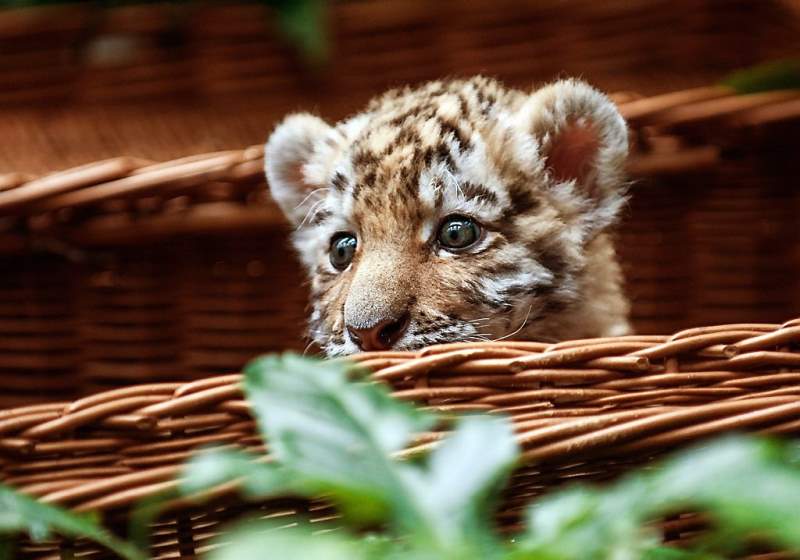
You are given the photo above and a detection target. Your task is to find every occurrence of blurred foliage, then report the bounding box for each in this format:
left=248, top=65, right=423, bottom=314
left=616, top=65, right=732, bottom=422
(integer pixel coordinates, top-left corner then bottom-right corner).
left=263, top=0, right=327, bottom=65
left=722, top=58, right=800, bottom=93
left=181, top=354, right=800, bottom=560
left=0, top=0, right=328, bottom=63
left=3, top=353, right=800, bottom=559
left=0, top=487, right=145, bottom=560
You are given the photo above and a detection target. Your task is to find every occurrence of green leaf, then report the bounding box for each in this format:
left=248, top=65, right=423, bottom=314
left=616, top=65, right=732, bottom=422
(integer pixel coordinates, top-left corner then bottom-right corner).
left=650, top=437, right=800, bottom=550
left=517, top=483, right=661, bottom=560
left=208, top=522, right=371, bottom=560
left=786, top=440, right=800, bottom=466
left=244, top=354, right=435, bottom=526
left=415, top=415, right=517, bottom=551
left=243, top=354, right=518, bottom=555
left=128, top=487, right=179, bottom=555
left=722, top=58, right=800, bottom=94
left=260, top=0, right=328, bottom=65
left=181, top=448, right=290, bottom=499
left=128, top=449, right=298, bottom=553
left=517, top=436, right=800, bottom=559
left=130, top=449, right=291, bottom=554
left=0, top=486, right=145, bottom=560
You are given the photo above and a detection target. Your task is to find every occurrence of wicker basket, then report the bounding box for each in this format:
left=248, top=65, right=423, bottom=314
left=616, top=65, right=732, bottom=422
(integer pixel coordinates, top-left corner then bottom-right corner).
left=2, top=85, right=800, bottom=407
left=1, top=318, right=799, bottom=558
left=2, top=0, right=799, bottom=174
left=2, top=0, right=798, bottom=104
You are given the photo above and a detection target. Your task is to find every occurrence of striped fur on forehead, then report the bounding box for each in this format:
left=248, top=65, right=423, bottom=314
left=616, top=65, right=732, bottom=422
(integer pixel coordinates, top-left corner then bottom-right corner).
left=341, top=85, right=520, bottom=235
left=265, top=75, right=631, bottom=355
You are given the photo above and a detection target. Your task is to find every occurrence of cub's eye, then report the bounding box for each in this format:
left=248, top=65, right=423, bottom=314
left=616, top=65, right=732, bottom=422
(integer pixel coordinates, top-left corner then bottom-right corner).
left=438, top=215, right=481, bottom=250
left=329, top=233, right=357, bottom=270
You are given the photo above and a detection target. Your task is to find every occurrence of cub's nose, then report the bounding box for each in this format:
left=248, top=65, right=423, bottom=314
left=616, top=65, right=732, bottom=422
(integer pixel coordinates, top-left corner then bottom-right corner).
left=347, top=313, right=410, bottom=351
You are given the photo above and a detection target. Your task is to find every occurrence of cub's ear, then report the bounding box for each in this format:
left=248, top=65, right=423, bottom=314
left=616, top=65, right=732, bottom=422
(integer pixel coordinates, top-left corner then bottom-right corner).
left=264, top=113, right=333, bottom=226
left=520, top=79, right=629, bottom=237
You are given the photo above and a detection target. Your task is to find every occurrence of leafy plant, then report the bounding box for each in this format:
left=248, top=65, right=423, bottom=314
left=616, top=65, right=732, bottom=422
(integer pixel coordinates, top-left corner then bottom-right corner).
left=182, top=353, right=518, bottom=559
left=722, top=58, right=800, bottom=93
left=261, top=0, right=328, bottom=64
left=178, top=354, right=800, bottom=560
left=3, top=353, right=800, bottom=560
left=0, top=487, right=145, bottom=560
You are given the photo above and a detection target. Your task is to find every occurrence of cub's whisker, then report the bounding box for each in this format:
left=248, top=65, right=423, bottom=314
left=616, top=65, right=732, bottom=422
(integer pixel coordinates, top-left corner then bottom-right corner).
left=492, top=304, right=533, bottom=342
left=302, top=340, right=316, bottom=356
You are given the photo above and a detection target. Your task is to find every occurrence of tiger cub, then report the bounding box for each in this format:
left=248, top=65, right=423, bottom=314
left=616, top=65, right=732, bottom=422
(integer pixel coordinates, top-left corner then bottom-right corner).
left=265, top=76, right=630, bottom=356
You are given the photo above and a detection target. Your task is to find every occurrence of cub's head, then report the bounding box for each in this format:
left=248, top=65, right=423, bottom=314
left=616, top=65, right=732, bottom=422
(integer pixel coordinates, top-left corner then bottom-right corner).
left=265, top=77, right=628, bottom=356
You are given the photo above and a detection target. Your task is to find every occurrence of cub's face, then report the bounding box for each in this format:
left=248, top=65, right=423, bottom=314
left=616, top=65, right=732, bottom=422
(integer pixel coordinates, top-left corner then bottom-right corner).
left=265, top=77, right=628, bottom=356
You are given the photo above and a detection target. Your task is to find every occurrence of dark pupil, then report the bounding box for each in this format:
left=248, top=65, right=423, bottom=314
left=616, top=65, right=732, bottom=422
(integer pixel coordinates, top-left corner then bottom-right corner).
left=442, top=219, right=475, bottom=248
left=331, top=235, right=356, bottom=269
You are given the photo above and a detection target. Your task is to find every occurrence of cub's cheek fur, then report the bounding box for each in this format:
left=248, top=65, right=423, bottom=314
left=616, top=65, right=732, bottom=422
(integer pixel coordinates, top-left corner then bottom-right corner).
left=264, top=76, right=631, bottom=354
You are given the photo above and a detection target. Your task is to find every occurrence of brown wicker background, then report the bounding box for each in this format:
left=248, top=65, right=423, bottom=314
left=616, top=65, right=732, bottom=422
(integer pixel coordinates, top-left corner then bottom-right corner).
left=2, top=86, right=800, bottom=407
left=1, top=319, right=799, bottom=558
left=2, top=0, right=800, bottom=174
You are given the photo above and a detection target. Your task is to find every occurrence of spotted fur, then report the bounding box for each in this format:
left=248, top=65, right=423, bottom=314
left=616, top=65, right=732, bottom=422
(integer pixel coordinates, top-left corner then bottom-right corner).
left=265, top=76, right=631, bottom=356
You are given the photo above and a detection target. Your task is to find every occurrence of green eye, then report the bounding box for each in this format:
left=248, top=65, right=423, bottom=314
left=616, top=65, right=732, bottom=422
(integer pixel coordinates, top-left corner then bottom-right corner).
left=330, top=233, right=357, bottom=270
left=438, top=215, right=481, bottom=250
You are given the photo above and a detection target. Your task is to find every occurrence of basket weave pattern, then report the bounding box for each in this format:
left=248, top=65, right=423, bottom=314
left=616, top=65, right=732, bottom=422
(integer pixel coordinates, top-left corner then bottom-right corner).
left=1, top=319, right=799, bottom=557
